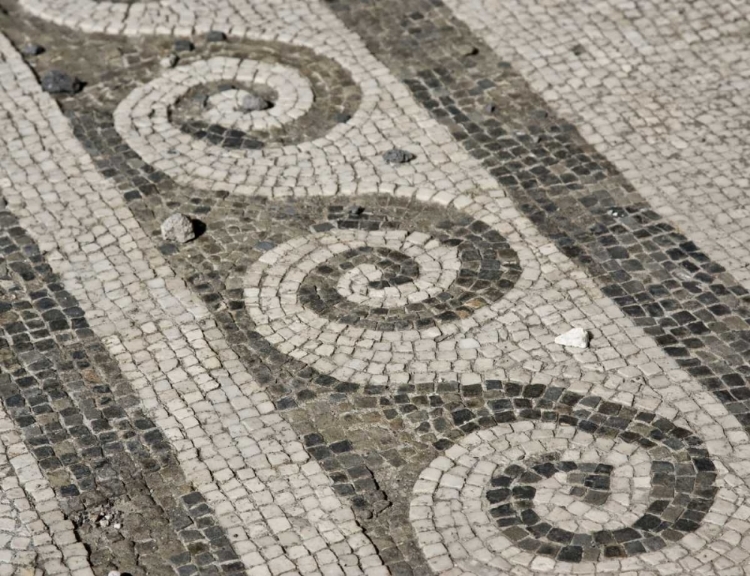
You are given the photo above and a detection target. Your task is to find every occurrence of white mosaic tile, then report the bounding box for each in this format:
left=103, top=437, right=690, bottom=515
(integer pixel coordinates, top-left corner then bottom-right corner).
left=444, top=0, right=750, bottom=293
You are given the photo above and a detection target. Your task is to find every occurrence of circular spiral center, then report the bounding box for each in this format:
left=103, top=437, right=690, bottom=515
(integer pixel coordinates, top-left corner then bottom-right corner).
left=331, top=233, right=460, bottom=308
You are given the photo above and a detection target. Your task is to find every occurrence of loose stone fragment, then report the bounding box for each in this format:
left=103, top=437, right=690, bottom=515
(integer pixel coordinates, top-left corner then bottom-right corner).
left=349, top=206, right=365, bottom=217
left=383, top=148, right=415, bottom=164
left=256, top=240, right=276, bottom=251
left=554, top=327, right=590, bottom=349
left=206, top=30, right=227, bottom=42
left=174, top=39, right=194, bottom=52
left=335, top=112, right=352, bottom=123
left=484, top=103, right=496, bottom=114
left=41, top=70, right=82, bottom=94
left=458, top=44, right=479, bottom=56
left=21, top=43, right=44, bottom=56
left=161, top=213, right=196, bottom=243
left=194, top=93, right=209, bottom=108
left=242, top=93, right=271, bottom=112
left=161, top=53, right=179, bottom=68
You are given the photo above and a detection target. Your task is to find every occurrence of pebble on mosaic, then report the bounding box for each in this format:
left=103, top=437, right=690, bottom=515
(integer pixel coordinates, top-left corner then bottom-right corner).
left=0, top=28, right=389, bottom=576
left=161, top=212, right=196, bottom=243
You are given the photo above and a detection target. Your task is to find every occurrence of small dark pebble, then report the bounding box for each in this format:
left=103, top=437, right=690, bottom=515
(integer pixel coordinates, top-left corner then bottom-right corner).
left=21, top=44, right=44, bottom=56
left=348, top=206, right=365, bottom=217
left=206, top=30, right=227, bottom=42
left=255, top=241, right=276, bottom=251
left=383, top=148, right=415, bottom=164
left=335, top=112, right=352, bottom=123
left=41, top=70, right=82, bottom=95
left=174, top=39, right=194, bottom=52
left=484, top=103, right=496, bottom=114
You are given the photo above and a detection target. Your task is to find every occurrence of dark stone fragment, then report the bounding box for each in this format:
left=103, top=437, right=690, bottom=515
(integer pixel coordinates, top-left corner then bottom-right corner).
left=41, top=70, right=82, bottom=95
left=21, top=44, right=44, bottom=56
left=206, top=30, right=227, bottom=42
left=174, top=39, right=194, bottom=52
left=383, top=148, right=415, bottom=164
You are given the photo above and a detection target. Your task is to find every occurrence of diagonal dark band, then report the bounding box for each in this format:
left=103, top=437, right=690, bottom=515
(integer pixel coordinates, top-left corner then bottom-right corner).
left=0, top=207, right=244, bottom=575
left=327, top=0, right=750, bottom=431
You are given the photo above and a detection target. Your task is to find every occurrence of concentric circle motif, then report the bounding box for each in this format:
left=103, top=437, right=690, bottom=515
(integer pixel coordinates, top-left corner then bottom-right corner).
left=410, top=382, right=729, bottom=574
left=116, top=56, right=315, bottom=153
left=244, top=197, right=522, bottom=377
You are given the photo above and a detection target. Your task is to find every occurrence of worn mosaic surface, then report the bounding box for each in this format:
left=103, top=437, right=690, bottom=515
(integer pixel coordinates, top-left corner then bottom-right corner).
left=0, top=0, right=749, bottom=574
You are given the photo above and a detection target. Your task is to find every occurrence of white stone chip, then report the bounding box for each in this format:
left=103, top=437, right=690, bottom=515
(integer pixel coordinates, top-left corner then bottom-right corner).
left=554, top=327, right=590, bottom=349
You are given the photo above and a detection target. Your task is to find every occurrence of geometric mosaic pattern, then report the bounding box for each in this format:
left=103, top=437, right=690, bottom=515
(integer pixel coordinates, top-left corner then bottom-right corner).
left=0, top=0, right=750, bottom=575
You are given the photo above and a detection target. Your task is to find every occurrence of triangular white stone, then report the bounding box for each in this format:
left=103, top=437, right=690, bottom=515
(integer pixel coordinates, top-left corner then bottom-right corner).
left=554, top=327, right=590, bottom=349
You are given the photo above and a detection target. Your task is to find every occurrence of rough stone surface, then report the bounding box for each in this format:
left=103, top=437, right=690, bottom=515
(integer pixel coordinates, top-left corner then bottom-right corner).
left=554, top=327, right=591, bottom=349
left=20, top=43, right=43, bottom=55
left=160, top=213, right=195, bottom=243
left=206, top=30, right=226, bottom=42
left=40, top=69, right=80, bottom=93
left=382, top=148, right=415, bottom=164
left=240, top=92, right=270, bottom=111
left=173, top=38, right=193, bottom=52
left=1, top=0, right=750, bottom=575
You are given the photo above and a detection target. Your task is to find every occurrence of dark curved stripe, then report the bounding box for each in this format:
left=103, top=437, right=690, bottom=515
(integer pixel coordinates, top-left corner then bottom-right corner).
left=0, top=207, right=244, bottom=576
left=326, top=0, right=750, bottom=433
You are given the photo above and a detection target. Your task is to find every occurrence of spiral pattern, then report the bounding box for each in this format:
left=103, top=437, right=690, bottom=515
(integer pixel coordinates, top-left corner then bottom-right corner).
left=243, top=196, right=522, bottom=379
left=117, top=57, right=314, bottom=154
left=407, top=381, right=740, bottom=574
left=113, top=46, right=372, bottom=194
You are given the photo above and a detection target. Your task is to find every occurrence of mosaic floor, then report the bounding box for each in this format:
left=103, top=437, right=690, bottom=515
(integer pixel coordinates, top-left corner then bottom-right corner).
left=0, top=0, right=748, bottom=574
